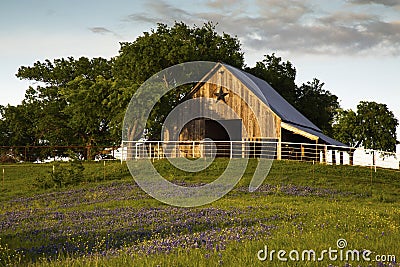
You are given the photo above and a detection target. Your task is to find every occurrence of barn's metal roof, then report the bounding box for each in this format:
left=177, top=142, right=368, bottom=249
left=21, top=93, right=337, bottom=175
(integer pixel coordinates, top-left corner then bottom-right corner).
left=223, top=64, right=346, bottom=147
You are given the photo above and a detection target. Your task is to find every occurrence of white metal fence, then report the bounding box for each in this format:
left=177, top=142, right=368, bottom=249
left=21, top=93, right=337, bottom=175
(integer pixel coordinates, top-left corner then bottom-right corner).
left=120, top=141, right=399, bottom=170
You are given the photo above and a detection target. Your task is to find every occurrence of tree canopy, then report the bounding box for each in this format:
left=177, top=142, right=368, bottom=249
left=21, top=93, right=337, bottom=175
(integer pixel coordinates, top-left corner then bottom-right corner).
left=333, top=101, right=398, bottom=152
left=14, top=57, right=115, bottom=149
left=113, top=22, right=244, bottom=83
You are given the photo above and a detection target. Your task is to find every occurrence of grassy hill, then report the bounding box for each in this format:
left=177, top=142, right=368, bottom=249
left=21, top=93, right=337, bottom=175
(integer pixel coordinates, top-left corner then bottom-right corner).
left=0, top=159, right=399, bottom=266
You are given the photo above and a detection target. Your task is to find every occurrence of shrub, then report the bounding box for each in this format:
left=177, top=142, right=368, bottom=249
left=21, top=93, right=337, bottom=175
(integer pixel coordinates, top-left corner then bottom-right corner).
left=36, top=151, right=85, bottom=189
left=0, top=154, right=17, bottom=163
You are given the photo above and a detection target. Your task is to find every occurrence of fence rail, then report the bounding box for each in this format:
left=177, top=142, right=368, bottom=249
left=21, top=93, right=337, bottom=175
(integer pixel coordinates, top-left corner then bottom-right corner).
left=0, top=141, right=398, bottom=170
left=121, top=140, right=399, bottom=170
left=0, top=145, right=120, bottom=163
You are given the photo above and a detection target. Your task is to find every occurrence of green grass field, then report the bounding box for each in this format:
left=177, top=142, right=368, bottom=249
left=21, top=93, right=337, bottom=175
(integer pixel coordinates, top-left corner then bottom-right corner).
left=0, top=159, right=399, bottom=266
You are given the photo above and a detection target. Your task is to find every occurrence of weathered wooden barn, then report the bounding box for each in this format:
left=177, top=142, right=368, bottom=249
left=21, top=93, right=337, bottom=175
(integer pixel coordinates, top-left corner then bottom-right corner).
left=166, top=63, right=346, bottom=161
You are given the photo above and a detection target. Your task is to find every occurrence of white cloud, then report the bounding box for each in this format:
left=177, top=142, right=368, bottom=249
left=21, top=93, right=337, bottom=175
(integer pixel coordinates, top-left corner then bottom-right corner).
left=88, top=27, right=123, bottom=39
left=347, top=0, right=400, bottom=7
left=89, top=27, right=113, bottom=34
left=125, top=0, right=400, bottom=56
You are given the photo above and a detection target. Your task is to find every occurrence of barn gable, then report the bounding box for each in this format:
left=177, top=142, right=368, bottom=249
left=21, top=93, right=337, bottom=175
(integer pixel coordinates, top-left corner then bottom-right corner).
left=182, top=63, right=345, bottom=147
left=180, top=64, right=281, bottom=142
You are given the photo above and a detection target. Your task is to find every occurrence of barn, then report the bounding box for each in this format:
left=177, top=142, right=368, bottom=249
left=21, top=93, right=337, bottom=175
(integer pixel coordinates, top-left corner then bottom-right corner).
left=163, top=62, right=348, bottom=162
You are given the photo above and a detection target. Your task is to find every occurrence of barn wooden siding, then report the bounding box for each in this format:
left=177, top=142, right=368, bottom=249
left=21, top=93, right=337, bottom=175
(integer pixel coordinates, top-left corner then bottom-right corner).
left=174, top=65, right=282, bottom=158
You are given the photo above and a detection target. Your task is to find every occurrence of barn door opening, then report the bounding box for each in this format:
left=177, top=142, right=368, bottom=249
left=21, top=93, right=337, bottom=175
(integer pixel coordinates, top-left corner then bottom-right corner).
left=205, top=119, right=242, bottom=157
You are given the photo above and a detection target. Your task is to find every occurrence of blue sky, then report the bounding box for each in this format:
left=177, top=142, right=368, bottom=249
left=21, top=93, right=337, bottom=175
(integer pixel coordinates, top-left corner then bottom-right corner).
left=1, top=0, right=400, bottom=140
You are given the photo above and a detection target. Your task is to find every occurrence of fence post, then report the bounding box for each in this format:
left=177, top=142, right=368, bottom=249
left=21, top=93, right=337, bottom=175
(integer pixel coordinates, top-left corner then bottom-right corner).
left=149, top=143, right=152, bottom=160
left=339, top=151, right=343, bottom=165
left=86, top=145, right=91, bottom=161
left=277, top=140, right=282, bottom=160
left=242, top=140, right=245, bottom=158
left=103, top=160, right=106, bottom=180
left=135, top=144, right=137, bottom=160
left=372, top=150, right=375, bottom=167
left=349, top=148, right=354, bottom=166
left=300, top=145, right=304, bottom=161
left=192, top=141, right=195, bottom=158
left=230, top=141, right=233, bottom=159
left=332, top=150, right=336, bottom=165
left=158, top=141, right=160, bottom=160
left=120, top=143, right=123, bottom=164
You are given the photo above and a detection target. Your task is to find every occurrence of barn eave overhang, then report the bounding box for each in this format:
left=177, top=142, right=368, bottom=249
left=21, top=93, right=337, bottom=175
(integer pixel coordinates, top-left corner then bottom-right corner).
left=281, top=121, right=319, bottom=141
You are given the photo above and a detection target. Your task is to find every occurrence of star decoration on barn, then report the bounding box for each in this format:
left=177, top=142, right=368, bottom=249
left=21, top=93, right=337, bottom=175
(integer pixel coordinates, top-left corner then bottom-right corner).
left=214, top=87, right=229, bottom=103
